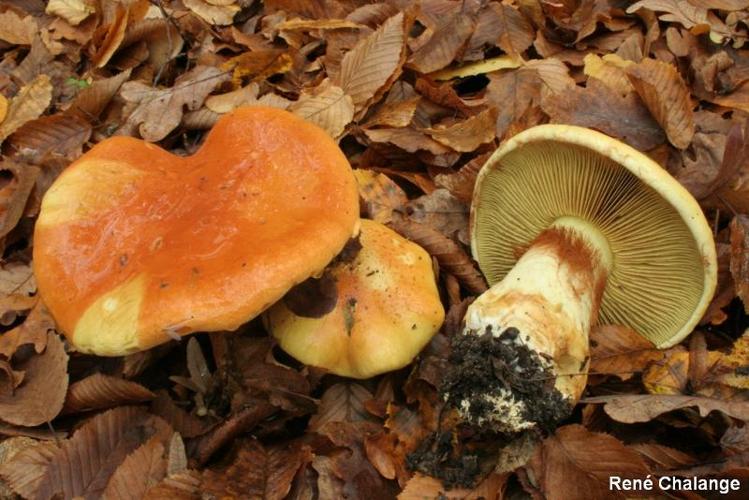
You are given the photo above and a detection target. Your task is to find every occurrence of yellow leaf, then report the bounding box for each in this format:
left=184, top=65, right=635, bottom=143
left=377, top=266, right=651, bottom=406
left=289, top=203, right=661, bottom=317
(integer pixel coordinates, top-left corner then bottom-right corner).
left=0, top=75, right=53, bottom=143
left=429, top=56, right=522, bottom=81
left=45, top=0, right=96, bottom=26
left=583, top=54, right=634, bottom=96
left=277, top=18, right=366, bottom=31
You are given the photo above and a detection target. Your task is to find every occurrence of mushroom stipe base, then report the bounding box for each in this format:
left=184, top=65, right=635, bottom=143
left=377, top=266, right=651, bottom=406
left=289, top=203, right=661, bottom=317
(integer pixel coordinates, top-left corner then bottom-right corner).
left=442, top=326, right=573, bottom=434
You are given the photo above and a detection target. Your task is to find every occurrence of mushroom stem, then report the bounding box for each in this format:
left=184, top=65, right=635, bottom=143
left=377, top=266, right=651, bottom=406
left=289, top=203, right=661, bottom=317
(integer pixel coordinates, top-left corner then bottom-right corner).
left=444, top=217, right=612, bottom=433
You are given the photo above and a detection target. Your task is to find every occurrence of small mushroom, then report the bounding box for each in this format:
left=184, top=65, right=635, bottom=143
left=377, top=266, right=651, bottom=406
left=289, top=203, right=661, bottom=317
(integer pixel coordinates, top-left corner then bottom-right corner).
left=33, top=107, right=360, bottom=356
left=265, top=219, right=445, bottom=379
left=446, top=124, right=717, bottom=433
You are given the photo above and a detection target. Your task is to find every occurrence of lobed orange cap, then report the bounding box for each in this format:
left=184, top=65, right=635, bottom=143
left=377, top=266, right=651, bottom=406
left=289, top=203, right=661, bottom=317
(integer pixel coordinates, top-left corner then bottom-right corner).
left=33, top=107, right=360, bottom=356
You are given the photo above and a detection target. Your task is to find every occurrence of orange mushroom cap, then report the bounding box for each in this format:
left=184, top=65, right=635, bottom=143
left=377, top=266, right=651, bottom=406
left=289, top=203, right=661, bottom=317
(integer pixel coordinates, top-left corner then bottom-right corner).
left=33, top=107, right=360, bottom=356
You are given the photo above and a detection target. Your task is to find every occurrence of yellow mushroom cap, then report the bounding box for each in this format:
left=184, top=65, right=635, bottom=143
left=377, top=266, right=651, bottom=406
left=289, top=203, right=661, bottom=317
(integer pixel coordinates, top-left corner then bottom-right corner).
left=265, top=219, right=445, bottom=379
left=471, top=124, right=717, bottom=348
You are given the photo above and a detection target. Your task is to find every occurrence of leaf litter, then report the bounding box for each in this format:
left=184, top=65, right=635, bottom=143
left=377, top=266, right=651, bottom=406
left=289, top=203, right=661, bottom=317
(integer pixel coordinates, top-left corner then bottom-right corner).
left=0, top=0, right=747, bottom=498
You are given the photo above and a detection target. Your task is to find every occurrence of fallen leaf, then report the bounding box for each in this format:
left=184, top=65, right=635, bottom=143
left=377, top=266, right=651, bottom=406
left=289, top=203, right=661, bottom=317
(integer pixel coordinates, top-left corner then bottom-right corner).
left=309, top=382, right=377, bottom=431
left=0, top=332, right=68, bottom=427
left=184, top=0, right=240, bottom=26
left=398, top=472, right=508, bottom=499
left=46, top=0, right=96, bottom=26
left=364, top=127, right=452, bottom=155
left=527, top=425, right=650, bottom=500
left=407, top=12, right=476, bottom=74
left=632, top=443, right=698, bottom=471
left=429, top=56, right=522, bottom=81
left=0, top=440, right=59, bottom=499
left=0, top=74, right=54, bottom=143
left=583, top=53, right=635, bottom=96
left=277, top=18, right=365, bottom=31
left=389, top=217, right=487, bottom=294
left=118, top=65, right=229, bottom=141
left=626, top=57, right=695, bottom=149
left=424, top=107, right=498, bottom=152
left=91, top=3, right=129, bottom=68
left=405, top=189, right=470, bottom=245
left=68, top=69, right=132, bottom=119
left=354, top=169, right=407, bottom=223
left=0, top=162, right=40, bottom=238
left=731, top=215, right=749, bottom=312
left=63, top=373, right=155, bottom=415
left=0, top=300, right=55, bottom=358
left=34, top=407, right=171, bottom=500
left=493, top=3, right=535, bottom=58
left=150, top=391, right=213, bottom=439
left=589, top=325, right=664, bottom=381
left=584, top=394, right=749, bottom=422
left=204, top=83, right=259, bottom=113
left=221, top=49, right=292, bottom=87
left=335, top=12, right=410, bottom=112
left=0, top=11, right=37, bottom=45
left=290, top=79, right=354, bottom=139
left=102, top=435, right=168, bottom=500
left=7, top=113, right=92, bottom=163
left=364, top=97, right=420, bottom=128
left=433, top=153, right=490, bottom=204
left=200, top=440, right=312, bottom=500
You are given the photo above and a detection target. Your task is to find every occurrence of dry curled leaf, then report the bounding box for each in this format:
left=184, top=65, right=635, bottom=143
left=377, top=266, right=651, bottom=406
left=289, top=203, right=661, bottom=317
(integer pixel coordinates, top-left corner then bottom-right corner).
left=730, top=215, right=749, bottom=312
left=0, top=11, right=37, bottom=45
left=527, top=425, right=650, bottom=500
left=389, top=217, right=487, bottom=295
left=119, top=65, right=229, bottom=141
left=184, top=0, right=240, bottom=26
left=0, top=75, right=53, bottom=143
left=46, top=0, right=96, bottom=26
left=0, top=332, right=68, bottom=427
left=433, top=153, right=490, bottom=204
left=0, top=162, right=40, bottom=238
left=63, top=373, right=155, bottom=415
left=542, top=78, right=665, bottom=151
left=354, top=169, right=407, bottom=223
left=7, top=113, right=92, bottom=164
left=0, top=440, right=59, bottom=499
left=424, top=108, right=498, bottom=153
left=589, top=325, right=664, bottom=381
left=626, top=57, right=695, bottom=149
left=0, top=300, right=55, bottom=358
left=290, top=79, right=354, bottom=139
left=335, top=12, right=410, bottom=113
left=585, top=394, right=749, bottom=423
left=407, top=12, right=476, bottom=74
left=91, top=3, right=128, bottom=68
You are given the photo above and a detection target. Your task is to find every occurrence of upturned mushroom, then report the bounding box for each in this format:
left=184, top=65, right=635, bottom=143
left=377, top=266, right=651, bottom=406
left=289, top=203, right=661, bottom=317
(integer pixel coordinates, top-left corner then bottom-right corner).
left=33, top=107, right=359, bottom=356
left=265, top=219, right=445, bottom=379
left=444, top=124, right=717, bottom=434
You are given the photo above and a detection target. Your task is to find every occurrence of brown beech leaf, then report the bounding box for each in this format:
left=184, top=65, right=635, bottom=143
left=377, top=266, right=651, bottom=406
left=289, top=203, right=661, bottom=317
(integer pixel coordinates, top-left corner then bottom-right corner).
left=7, top=113, right=92, bottom=163
left=150, top=391, right=213, bottom=439
left=584, top=394, right=749, bottom=423
left=309, top=382, right=377, bottom=431
left=399, top=472, right=508, bottom=499
left=200, top=440, right=312, bottom=500
left=63, top=373, right=155, bottom=415
left=143, top=469, right=202, bottom=499
left=0, top=440, right=58, bottom=499
left=354, top=169, right=407, bottom=223
left=405, top=189, right=470, bottom=245
left=731, top=215, right=749, bottom=312
left=632, top=443, right=698, bottom=471
left=485, top=68, right=542, bottom=140
left=0, top=332, right=68, bottom=427
left=389, top=217, right=487, bottom=294
left=626, top=58, right=695, bottom=149
left=68, top=69, right=132, bottom=119
left=204, top=83, right=259, bottom=113
left=290, top=79, right=354, bottom=139
left=335, top=12, right=410, bottom=112
left=433, top=152, right=490, bottom=204
left=102, top=436, right=168, bottom=500
left=183, top=0, right=239, bottom=26
left=407, top=12, right=476, bottom=74
left=364, top=127, right=452, bottom=155
left=0, top=74, right=53, bottom=143
left=583, top=54, right=635, bottom=96
left=0, top=300, right=55, bottom=358
left=118, top=65, right=229, bottom=141
left=542, top=79, right=665, bottom=151
left=493, top=3, right=534, bottom=57
left=0, top=162, right=40, bottom=238
left=527, top=425, right=650, bottom=500
left=424, top=107, right=498, bottom=153
left=35, top=406, right=171, bottom=500
left=589, top=325, right=664, bottom=381
left=364, top=97, right=420, bottom=128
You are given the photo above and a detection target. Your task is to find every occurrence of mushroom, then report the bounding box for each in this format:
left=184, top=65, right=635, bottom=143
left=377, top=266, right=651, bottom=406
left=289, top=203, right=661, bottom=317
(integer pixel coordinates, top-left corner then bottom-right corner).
left=33, top=107, right=360, bottom=356
left=265, top=219, right=445, bottom=379
left=444, top=124, right=717, bottom=434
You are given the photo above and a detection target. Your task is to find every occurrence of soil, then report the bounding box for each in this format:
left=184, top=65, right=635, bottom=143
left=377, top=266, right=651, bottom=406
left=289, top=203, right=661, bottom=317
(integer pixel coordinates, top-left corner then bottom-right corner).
left=441, top=326, right=572, bottom=434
